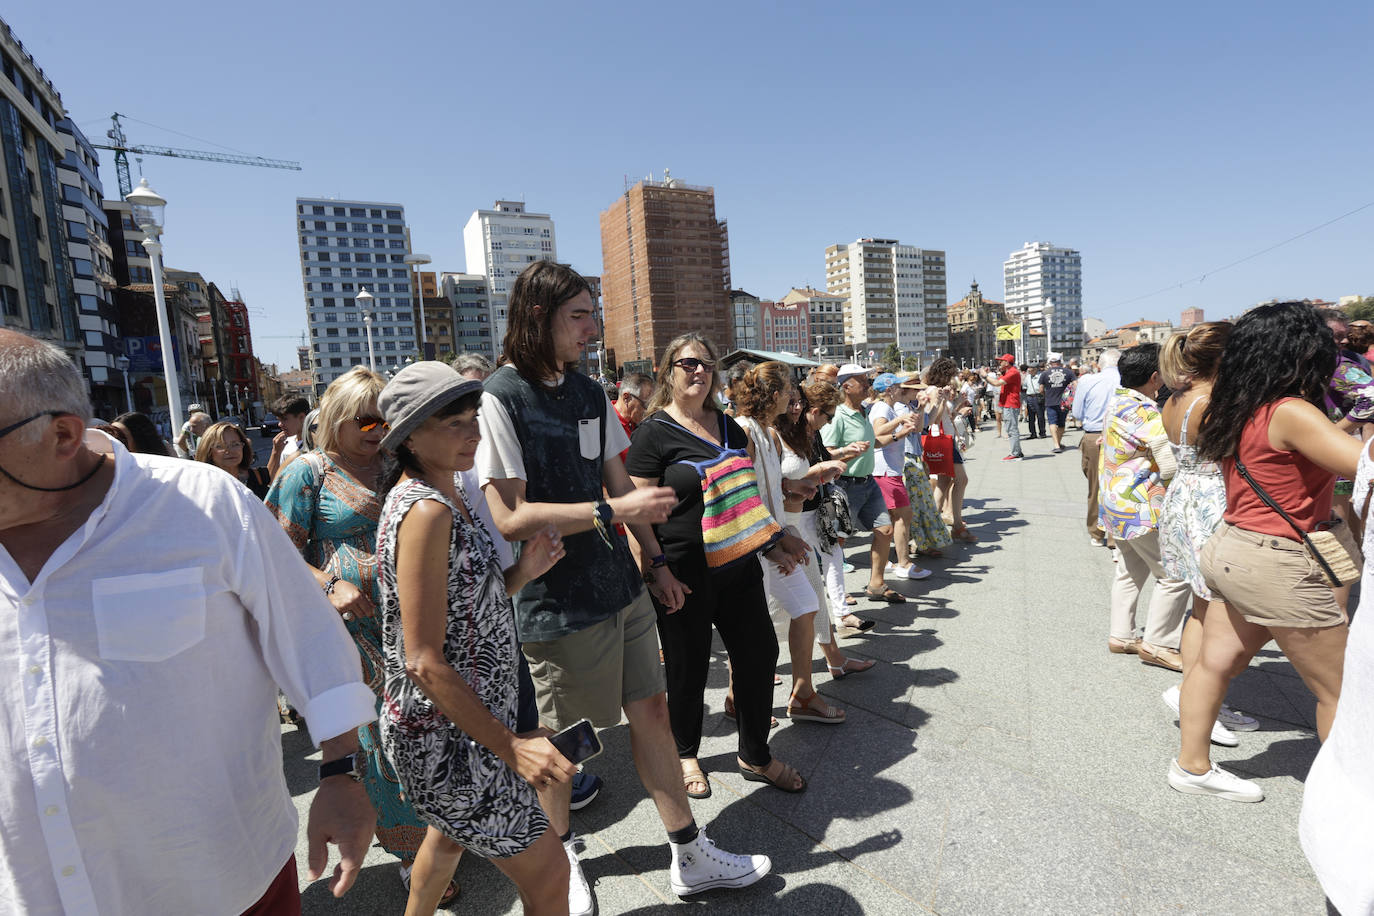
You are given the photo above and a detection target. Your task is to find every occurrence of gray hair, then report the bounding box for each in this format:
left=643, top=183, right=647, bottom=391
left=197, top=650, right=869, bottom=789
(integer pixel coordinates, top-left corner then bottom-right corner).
left=0, top=331, right=92, bottom=443
left=1099, top=349, right=1122, bottom=369
left=619, top=373, right=654, bottom=400
left=449, top=352, right=495, bottom=379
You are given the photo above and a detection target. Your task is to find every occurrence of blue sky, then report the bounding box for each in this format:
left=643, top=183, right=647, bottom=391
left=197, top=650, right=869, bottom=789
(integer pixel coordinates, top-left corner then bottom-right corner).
left=11, top=1, right=1371, bottom=368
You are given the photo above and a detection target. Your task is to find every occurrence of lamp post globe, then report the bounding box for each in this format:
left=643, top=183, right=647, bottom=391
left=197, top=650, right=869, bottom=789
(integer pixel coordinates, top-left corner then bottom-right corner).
left=124, top=178, right=182, bottom=438
left=357, top=287, right=376, bottom=371
left=126, top=178, right=166, bottom=236
left=115, top=355, right=133, bottom=412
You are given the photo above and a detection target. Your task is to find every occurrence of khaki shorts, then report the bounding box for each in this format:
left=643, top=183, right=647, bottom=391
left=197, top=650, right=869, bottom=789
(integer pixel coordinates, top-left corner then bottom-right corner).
left=521, top=589, right=665, bottom=731
left=1201, top=521, right=1357, bottom=629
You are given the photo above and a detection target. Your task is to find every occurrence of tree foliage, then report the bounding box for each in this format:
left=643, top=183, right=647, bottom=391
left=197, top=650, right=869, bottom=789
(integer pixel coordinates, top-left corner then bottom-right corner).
left=1343, top=297, right=1374, bottom=321
left=881, top=343, right=902, bottom=367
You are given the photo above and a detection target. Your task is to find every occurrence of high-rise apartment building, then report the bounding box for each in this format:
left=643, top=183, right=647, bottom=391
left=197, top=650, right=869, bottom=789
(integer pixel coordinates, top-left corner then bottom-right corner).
left=780, top=287, right=844, bottom=361
left=57, top=118, right=123, bottom=414
left=760, top=298, right=809, bottom=353
left=295, top=197, right=414, bottom=392
left=462, top=201, right=556, bottom=354
left=1003, top=241, right=1083, bottom=356
left=824, top=239, right=947, bottom=360
left=439, top=271, right=495, bottom=359
left=600, top=176, right=732, bottom=364
left=0, top=22, right=78, bottom=352
left=730, top=289, right=761, bottom=350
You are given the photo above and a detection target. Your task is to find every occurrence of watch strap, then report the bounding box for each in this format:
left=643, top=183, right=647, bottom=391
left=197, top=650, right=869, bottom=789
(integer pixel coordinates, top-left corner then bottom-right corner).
left=319, top=753, right=361, bottom=781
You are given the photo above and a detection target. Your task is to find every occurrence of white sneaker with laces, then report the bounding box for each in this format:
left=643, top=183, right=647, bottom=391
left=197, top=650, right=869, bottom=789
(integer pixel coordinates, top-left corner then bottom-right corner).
left=563, top=834, right=594, bottom=916
left=1168, top=759, right=1263, bottom=802
left=1218, top=704, right=1259, bottom=731
left=670, top=828, right=771, bottom=896
left=1160, top=685, right=1240, bottom=747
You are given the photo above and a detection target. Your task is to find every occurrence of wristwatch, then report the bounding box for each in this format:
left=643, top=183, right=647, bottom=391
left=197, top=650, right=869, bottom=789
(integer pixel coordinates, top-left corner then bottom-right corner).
left=319, top=753, right=365, bottom=783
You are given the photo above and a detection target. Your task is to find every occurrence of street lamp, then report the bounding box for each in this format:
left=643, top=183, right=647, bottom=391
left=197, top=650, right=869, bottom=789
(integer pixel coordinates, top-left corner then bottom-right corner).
left=125, top=178, right=183, bottom=439
left=115, top=355, right=132, bottom=412
left=403, top=253, right=432, bottom=358
left=358, top=287, right=376, bottom=371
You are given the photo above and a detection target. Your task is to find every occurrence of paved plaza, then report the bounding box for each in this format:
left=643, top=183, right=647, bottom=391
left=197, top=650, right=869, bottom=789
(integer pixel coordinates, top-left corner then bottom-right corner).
left=285, top=424, right=1331, bottom=914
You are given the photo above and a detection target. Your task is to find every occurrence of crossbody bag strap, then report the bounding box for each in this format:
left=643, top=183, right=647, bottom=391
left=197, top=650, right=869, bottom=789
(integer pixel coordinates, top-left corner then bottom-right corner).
left=1233, top=455, right=1341, bottom=585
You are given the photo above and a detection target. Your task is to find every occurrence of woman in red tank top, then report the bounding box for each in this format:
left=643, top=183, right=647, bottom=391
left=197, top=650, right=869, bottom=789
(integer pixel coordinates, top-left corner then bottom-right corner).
left=1168, top=302, right=1362, bottom=804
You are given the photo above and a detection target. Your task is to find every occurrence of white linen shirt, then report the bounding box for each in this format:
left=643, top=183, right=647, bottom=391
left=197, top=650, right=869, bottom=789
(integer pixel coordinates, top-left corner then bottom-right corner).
left=0, top=433, right=376, bottom=915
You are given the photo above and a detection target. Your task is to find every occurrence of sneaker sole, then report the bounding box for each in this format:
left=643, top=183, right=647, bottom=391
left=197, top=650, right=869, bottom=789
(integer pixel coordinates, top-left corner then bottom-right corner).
left=671, top=859, right=772, bottom=896
left=1167, top=777, right=1263, bottom=803
left=569, top=787, right=600, bottom=810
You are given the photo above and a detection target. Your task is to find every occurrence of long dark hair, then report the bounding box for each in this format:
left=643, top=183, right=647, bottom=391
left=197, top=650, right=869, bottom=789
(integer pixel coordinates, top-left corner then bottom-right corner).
left=113, top=411, right=168, bottom=455
left=378, top=392, right=483, bottom=495
left=1197, top=302, right=1336, bottom=461
left=501, top=260, right=591, bottom=381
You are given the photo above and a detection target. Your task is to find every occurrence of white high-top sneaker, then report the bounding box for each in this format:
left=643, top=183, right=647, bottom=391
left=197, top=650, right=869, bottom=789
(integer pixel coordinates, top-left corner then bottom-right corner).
left=670, top=828, right=771, bottom=896
left=563, top=834, right=594, bottom=916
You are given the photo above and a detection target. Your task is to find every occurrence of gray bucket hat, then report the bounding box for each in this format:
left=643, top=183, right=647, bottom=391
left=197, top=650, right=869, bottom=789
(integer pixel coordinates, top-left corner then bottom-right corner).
left=378, top=361, right=482, bottom=452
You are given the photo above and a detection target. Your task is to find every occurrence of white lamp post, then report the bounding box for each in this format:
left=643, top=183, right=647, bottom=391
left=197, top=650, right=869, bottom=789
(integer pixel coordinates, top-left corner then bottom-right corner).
left=358, top=287, right=376, bottom=371
left=125, top=178, right=183, bottom=439
left=403, top=253, right=432, bottom=358
left=115, top=355, right=132, bottom=412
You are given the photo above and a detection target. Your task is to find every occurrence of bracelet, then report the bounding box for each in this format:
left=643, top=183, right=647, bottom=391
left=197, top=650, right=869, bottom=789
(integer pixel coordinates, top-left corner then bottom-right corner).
left=649, top=553, right=668, bottom=569
left=322, top=574, right=341, bottom=595
left=591, top=500, right=614, bottom=550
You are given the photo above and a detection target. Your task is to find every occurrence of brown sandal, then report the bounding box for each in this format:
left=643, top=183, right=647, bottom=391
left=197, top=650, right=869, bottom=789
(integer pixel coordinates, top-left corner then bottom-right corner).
left=787, top=691, right=846, bottom=724
left=739, top=758, right=806, bottom=793
left=681, top=762, right=711, bottom=799
left=950, top=524, right=979, bottom=543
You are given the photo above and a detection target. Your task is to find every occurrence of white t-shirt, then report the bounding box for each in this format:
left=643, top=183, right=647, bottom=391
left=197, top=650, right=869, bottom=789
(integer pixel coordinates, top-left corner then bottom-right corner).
left=867, top=400, right=907, bottom=477
left=476, top=388, right=630, bottom=486
left=458, top=468, right=515, bottom=571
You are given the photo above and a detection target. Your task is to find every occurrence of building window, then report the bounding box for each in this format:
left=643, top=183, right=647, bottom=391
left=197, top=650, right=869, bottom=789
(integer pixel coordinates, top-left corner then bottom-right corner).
left=0, top=286, right=18, bottom=317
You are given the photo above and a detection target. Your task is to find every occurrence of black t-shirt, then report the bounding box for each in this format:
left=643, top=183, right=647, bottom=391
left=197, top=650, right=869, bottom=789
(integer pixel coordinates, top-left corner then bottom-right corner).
left=625, top=410, right=762, bottom=590
left=1038, top=366, right=1078, bottom=407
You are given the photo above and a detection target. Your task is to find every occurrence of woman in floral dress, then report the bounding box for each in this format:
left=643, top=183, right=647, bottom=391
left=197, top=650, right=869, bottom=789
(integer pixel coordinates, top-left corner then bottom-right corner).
left=265, top=367, right=449, bottom=903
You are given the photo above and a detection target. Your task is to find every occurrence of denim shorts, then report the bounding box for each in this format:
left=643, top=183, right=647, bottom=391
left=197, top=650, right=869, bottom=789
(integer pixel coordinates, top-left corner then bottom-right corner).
left=838, top=475, right=892, bottom=531
left=1046, top=404, right=1069, bottom=427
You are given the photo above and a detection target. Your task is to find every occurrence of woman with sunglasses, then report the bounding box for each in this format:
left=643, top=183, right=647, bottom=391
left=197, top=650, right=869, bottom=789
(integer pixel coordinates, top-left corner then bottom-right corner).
left=194, top=420, right=271, bottom=499
left=626, top=335, right=806, bottom=795
left=265, top=366, right=448, bottom=903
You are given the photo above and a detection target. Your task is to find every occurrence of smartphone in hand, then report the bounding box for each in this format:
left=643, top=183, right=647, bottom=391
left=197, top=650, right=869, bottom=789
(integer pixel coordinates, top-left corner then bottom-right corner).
left=549, top=718, right=603, bottom=766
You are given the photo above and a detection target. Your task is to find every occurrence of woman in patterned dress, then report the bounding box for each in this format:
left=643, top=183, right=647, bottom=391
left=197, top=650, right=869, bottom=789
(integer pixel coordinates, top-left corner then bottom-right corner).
left=265, top=367, right=449, bottom=903
left=894, top=379, right=953, bottom=557
left=1157, top=323, right=1258, bottom=747
left=374, top=363, right=572, bottom=915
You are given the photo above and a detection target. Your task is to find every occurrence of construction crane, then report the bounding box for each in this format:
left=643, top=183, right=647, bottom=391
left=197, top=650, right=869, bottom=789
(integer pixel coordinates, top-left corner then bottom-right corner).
left=92, top=113, right=301, bottom=197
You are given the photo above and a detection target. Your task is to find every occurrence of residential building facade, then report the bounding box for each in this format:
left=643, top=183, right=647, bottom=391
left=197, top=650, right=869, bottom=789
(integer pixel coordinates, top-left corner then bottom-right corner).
left=780, top=287, right=844, bottom=362
left=295, top=197, right=415, bottom=392
left=1003, top=241, right=1083, bottom=356
left=1180, top=307, right=1204, bottom=328
left=600, top=175, right=732, bottom=364
left=462, top=200, right=555, bottom=353
left=438, top=271, right=496, bottom=359
left=0, top=23, right=78, bottom=352
left=946, top=281, right=1010, bottom=367
left=824, top=238, right=947, bottom=361
left=730, top=289, right=760, bottom=350
left=760, top=298, right=809, bottom=353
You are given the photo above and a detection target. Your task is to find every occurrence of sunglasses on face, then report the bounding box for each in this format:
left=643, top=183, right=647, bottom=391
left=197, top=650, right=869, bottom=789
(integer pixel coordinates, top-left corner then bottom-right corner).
left=354, top=415, right=390, bottom=433
left=673, top=357, right=716, bottom=373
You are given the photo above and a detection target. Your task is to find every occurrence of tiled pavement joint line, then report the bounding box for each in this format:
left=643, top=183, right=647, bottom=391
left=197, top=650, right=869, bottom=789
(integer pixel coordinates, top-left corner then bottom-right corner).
left=925, top=799, right=953, bottom=913
left=579, top=830, right=676, bottom=907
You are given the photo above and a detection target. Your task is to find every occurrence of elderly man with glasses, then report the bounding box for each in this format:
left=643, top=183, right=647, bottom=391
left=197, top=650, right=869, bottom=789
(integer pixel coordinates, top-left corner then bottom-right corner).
left=0, top=329, right=378, bottom=914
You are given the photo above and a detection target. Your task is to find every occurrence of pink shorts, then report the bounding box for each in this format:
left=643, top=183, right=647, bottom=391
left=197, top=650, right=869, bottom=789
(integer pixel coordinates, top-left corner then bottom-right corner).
left=875, top=474, right=910, bottom=510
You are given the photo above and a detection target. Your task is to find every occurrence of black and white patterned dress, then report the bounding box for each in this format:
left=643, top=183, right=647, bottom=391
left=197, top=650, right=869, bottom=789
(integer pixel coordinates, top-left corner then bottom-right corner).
left=375, top=477, right=547, bottom=858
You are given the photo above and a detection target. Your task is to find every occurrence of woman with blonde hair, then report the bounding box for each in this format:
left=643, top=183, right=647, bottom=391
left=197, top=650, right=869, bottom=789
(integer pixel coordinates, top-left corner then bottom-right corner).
left=195, top=420, right=271, bottom=499
left=265, top=366, right=448, bottom=902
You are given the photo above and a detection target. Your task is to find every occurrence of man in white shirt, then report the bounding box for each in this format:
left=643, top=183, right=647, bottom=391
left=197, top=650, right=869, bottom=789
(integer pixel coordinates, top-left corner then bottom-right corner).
left=0, top=330, right=378, bottom=914
left=1070, top=348, right=1123, bottom=546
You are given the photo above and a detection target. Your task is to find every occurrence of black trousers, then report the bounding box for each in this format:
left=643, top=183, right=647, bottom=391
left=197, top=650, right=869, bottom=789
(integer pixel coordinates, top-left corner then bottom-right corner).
left=1025, top=395, right=1046, bottom=437
left=654, top=560, right=778, bottom=768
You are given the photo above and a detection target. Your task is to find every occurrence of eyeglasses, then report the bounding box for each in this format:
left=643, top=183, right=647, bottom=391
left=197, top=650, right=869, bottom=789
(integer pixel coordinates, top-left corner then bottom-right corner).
left=354, top=415, right=390, bottom=433
left=212, top=440, right=244, bottom=450
left=673, top=357, right=716, bottom=373
left=0, top=410, right=62, bottom=442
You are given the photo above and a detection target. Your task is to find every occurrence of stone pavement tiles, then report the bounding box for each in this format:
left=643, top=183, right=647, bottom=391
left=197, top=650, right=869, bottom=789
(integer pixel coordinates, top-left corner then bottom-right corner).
left=285, top=424, right=1329, bottom=914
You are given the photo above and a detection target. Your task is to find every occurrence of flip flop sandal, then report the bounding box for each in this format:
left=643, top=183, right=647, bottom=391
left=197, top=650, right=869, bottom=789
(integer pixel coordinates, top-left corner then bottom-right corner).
left=681, top=764, right=712, bottom=799
left=862, top=586, right=906, bottom=604
left=739, top=759, right=806, bottom=793
left=827, top=657, right=876, bottom=679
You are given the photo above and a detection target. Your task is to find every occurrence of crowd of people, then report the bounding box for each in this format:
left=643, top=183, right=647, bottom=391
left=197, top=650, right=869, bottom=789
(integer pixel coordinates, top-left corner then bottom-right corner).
left=2, top=270, right=1371, bottom=914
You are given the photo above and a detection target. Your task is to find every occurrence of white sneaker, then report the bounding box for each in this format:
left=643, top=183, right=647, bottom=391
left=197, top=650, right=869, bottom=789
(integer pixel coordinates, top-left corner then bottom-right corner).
left=885, top=562, right=932, bottom=581
left=563, top=835, right=595, bottom=916
left=1160, top=685, right=1240, bottom=748
left=669, top=828, right=771, bottom=896
left=1219, top=704, right=1259, bottom=731
left=1167, top=759, right=1263, bottom=802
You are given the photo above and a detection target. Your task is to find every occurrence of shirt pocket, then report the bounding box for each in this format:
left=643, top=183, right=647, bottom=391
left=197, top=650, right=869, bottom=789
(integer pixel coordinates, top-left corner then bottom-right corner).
left=578, top=418, right=599, bottom=461
left=91, top=567, right=207, bottom=662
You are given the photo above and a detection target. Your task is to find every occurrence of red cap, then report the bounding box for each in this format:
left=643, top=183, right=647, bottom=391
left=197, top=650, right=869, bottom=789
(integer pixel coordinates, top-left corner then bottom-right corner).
left=996, top=353, right=1015, bottom=362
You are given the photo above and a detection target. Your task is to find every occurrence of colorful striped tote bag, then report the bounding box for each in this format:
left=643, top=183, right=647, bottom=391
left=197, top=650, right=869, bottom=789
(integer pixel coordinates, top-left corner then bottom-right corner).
left=655, top=414, right=782, bottom=568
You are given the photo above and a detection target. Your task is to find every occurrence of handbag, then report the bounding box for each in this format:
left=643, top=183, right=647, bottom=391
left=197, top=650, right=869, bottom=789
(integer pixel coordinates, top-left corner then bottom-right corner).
left=921, top=425, right=956, bottom=477
left=1234, top=456, right=1361, bottom=586
left=655, top=414, right=782, bottom=568
left=815, top=480, right=854, bottom=551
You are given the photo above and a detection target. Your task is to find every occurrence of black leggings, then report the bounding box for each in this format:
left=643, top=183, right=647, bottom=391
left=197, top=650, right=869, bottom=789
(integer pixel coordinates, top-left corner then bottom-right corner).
left=654, top=561, right=778, bottom=768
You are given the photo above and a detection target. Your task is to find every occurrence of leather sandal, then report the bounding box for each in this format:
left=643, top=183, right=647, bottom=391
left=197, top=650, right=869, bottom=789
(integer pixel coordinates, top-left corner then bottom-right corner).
left=739, top=758, right=806, bottom=793
left=1139, top=642, right=1183, bottom=672
left=827, top=657, right=876, bottom=679
left=787, top=691, right=846, bottom=724
left=1108, top=637, right=1142, bottom=655
left=950, top=524, right=979, bottom=543
left=862, top=586, right=906, bottom=603
left=681, top=762, right=711, bottom=799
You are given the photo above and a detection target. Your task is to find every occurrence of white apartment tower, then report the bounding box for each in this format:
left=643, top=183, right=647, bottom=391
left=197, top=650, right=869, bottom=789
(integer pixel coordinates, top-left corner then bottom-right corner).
left=462, top=201, right=556, bottom=352
left=1003, top=241, right=1083, bottom=355
left=295, top=198, right=415, bottom=392
left=824, top=239, right=947, bottom=360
